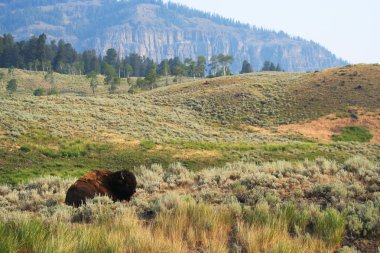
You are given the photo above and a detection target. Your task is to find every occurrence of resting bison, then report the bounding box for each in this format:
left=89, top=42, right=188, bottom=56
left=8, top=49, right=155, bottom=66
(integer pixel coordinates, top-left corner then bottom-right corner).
left=65, top=169, right=136, bottom=207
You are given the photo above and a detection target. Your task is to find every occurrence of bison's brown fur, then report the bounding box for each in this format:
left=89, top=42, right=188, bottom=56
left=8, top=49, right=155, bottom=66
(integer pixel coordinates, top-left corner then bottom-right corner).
left=65, top=169, right=136, bottom=207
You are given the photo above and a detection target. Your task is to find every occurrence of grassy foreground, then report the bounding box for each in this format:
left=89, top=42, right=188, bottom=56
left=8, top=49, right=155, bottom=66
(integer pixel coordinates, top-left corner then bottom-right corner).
left=1, top=157, right=379, bottom=252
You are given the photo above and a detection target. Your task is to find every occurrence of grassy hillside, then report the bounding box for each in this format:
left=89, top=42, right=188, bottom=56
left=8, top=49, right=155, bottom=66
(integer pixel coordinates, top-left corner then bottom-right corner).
left=0, top=65, right=379, bottom=252
left=1, top=67, right=379, bottom=184
left=146, top=64, right=380, bottom=127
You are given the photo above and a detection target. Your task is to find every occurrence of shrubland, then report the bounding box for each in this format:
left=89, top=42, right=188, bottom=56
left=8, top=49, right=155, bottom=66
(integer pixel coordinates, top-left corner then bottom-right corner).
left=0, top=64, right=379, bottom=252
left=1, top=157, right=379, bottom=252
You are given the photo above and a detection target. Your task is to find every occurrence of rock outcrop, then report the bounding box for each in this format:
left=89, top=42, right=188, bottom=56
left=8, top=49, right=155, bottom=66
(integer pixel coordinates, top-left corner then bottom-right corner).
left=0, top=0, right=347, bottom=72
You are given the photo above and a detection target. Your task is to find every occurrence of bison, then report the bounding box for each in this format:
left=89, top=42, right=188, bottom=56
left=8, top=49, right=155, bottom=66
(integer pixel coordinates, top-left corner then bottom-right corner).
left=65, top=169, right=137, bottom=207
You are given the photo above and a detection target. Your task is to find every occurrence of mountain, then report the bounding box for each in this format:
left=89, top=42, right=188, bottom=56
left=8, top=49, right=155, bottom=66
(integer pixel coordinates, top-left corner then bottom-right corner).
left=0, top=0, right=347, bottom=72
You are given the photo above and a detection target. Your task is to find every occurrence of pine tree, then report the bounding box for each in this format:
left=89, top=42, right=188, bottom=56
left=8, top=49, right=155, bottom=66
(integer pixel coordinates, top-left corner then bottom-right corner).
left=240, top=60, right=253, bottom=74
left=6, top=79, right=17, bottom=94
left=269, top=62, right=276, bottom=71
left=196, top=56, right=206, bottom=78
left=261, top=61, right=269, bottom=71
left=0, top=72, right=4, bottom=87
left=104, top=48, right=118, bottom=67
left=145, top=64, right=157, bottom=89
left=37, top=33, right=46, bottom=70
left=159, top=59, right=169, bottom=85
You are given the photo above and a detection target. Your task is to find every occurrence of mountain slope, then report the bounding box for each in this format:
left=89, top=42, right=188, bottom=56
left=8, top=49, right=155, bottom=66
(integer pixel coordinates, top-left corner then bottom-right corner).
left=0, top=0, right=347, bottom=72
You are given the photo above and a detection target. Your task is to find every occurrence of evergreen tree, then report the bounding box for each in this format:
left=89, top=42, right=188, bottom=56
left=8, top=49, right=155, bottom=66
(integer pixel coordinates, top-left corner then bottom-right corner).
left=209, top=55, right=219, bottom=77
left=196, top=56, right=206, bottom=77
left=104, top=48, right=118, bottom=67
left=240, top=60, right=253, bottom=74
left=6, top=79, right=17, bottom=94
left=145, top=64, right=157, bottom=89
left=52, top=40, right=65, bottom=72
left=159, top=59, right=169, bottom=85
left=184, top=58, right=196, bottom=78
left=128, top=53, right=142, bottom=77
left=261, top=61, right=282, bottom=72
left=37, top=33, right=47, bottom=70
left=261, top=61, right=271, bottom=71
left=172, top=59, right=185, bottom=83
left=269, top=62, right=276, bottom=71
left=0, top=72, right=4, bottom=87
left=82, top=50, right=100, bottom=74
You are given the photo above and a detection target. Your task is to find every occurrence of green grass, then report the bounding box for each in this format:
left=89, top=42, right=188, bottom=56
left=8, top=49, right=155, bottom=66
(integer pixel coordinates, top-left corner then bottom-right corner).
left=140, top=139, right=156, bottom=150
left=316, top=208, right=346, bottom=246
left=332, top=126, right=373, bottom=142
left=1, top=138, right=374, bottom=185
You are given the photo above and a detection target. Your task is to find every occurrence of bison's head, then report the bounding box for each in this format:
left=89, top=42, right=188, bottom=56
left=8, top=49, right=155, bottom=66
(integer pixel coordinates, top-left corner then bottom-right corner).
left=108, top=170, right=137, bottom=201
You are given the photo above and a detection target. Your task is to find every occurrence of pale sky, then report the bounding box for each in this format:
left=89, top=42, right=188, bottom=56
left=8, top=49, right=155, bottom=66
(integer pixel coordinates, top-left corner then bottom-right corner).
left=165, top=0, right=380, bottom=64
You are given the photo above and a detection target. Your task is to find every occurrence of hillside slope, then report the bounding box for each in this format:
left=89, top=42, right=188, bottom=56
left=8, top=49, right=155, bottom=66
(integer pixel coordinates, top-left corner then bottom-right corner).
left=145, top=64, right=380, bottom=127
left=0, top=0, right=347, bottom=72
left=0, top=65, right=379, bottom=184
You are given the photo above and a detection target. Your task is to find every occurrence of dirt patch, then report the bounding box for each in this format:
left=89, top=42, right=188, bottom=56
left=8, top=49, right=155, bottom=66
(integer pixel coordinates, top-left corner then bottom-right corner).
left=277, top=110, right=380, bottom=143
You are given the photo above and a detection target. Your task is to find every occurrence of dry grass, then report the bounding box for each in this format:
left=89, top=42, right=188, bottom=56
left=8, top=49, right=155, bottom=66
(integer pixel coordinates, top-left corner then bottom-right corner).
left=0, top=157, right=379, bottom=252
left=0, top=65, right=379, bottom=252
left=278, top=109, right=380, bottom=143
left=145, top=64, right=380, bottom=127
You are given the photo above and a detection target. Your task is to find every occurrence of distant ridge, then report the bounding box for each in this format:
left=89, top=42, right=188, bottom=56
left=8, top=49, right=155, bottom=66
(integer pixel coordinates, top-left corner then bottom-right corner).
left=0, top=0, right=347, bottom=72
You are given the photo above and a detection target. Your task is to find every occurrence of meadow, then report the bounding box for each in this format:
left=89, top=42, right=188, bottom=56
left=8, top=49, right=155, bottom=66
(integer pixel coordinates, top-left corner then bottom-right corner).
left=0, top=65, right=379, bottom=252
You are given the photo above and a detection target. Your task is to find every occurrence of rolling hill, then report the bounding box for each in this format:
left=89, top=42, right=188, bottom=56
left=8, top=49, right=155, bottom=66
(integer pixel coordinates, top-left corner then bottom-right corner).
left=145, top=64, right=380, bottom=127
left=0, top=65, right=379, bottom=252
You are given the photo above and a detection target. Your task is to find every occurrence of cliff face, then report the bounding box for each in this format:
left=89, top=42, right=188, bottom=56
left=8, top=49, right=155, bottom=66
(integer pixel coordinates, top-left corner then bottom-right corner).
left=0, top=0, right=347, bottom=72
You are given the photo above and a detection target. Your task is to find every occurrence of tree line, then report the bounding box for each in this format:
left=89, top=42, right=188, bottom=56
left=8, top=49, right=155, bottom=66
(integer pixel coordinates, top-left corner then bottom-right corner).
left=0, top=33, right=283, bottom=95
left=0, top=33, right=238, bottom=78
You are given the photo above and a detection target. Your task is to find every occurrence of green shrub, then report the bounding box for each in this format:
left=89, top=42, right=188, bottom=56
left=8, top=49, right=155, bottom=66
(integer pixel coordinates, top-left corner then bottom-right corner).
left=278, top=202, right=311, bottom=235
left=332, top=126, right=373, bottom=142
left=140, top=139, right=155, bottom=150
left=315, top=208, right=345, bottom=246
left=346, top=201, right=380, bottom=237
left=243, top=201, right=270, bottom=226
left=47, top=88, right=58, bottom=95
left=343, top=156, right=375, bottom=174
left=19, top=146, right=31, bottom=153
left=6, top=79, right=17, bottom=93
left=33, top=88, right=45, bottom=96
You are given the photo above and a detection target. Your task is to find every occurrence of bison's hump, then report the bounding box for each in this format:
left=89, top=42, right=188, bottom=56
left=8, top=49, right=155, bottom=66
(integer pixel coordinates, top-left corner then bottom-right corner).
left=65, top=170, right=114, bottom=207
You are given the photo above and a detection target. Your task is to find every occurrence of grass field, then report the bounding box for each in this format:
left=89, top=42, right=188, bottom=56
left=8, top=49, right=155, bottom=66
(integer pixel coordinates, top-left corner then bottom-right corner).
left=0, top=65, right=379, bottom=252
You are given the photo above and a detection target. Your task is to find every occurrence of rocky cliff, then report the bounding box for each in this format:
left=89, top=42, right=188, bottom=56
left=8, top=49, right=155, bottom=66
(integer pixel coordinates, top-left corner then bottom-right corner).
left=0, top=0, right=347, bottom=72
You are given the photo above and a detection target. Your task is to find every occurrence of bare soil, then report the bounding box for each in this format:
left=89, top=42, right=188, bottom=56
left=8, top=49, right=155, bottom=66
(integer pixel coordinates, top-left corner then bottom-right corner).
left=277, top=110, right=380, bottom=143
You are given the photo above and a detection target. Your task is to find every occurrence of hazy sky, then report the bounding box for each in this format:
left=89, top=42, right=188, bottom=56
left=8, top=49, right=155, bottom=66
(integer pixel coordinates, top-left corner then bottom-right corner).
left=164, top=0, right=379, bottom=64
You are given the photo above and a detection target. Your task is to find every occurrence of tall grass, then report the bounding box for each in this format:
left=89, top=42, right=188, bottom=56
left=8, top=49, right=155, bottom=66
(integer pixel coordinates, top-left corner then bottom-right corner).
left=0, top=201, right=342, bottom=253
left=1, top=157, right=378, bottom=252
